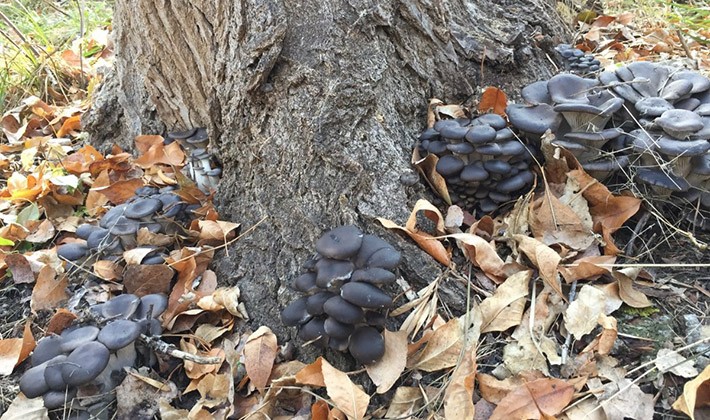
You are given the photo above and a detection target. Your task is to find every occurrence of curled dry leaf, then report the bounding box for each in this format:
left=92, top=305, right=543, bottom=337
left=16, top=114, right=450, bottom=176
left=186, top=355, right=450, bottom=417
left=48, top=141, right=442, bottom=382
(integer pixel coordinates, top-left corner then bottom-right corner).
left=197, top=220, right=240, bottom=246
left=321, top=358, right=369, bottom=420
left=478, top=86, right=508, bottom=117
left=366, top=329, right=408, bottom=394
left=385, top=387, right=425, bottom=419
left=408, top=317, right=463, bottom=372
left=46, top=308, right=78, bottom=335
left=613, top=268, right=651, bottom=308
left=477, top=371, right=547, bottom=404
left=479, top=270, right=531, bottom=333
left=559, top=255, right=615, bottom=283
left=30, top=266, right=67, bottom=313
left=529, top=191, right=595, bottom=251
left=446, top=232, right=512, bottom=283
left=295, top=357, right=326, bottom=387
left=655, top=348, right=698, bottom=379
left=93, top=259, right=122, bottom=281
left=95, top=177, right=145, bottom=205
left=673, top=364, right=710, bottom=419
left=244, top=326, right=278, bottom=391
left=515, top=235, right=564, bottom=298
left=5, top=253, right=35, bottom=284
left=443, top=343, right=477, bottom=420
left=411, top=148, right=452, bottom=205
left=564, top=285, right=606, bottom=340
left=490, top=378, right=575, bottom=420
left=0, top=320, right=35, bottom=376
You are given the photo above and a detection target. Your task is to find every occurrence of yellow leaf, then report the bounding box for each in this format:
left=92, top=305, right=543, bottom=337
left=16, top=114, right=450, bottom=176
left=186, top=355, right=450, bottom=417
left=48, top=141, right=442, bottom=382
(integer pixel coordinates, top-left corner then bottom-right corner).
left=322, top=358, right=369, bottom=420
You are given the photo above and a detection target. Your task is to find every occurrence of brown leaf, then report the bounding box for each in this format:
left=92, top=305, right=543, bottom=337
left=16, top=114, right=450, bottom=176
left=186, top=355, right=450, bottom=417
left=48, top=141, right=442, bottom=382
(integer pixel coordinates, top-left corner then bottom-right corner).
left=56, top=114, right=81, bottom=137
left=444, top=343, right=477, bottom=420
left=123, top=264, right=174, bottom=296
left=136, top=228, right=175, bottom=247
left=197, top=220, right=240, bottom=246
left=46, top=308, right=78, bottom=335
left=477, top=371, right=546, bottom=404
left=1, top=393, right=47, bottom=419
left=244, top=326, right=278, bottom=391
left=366, top=329, right=408, bottom=394
left=134, top=136, right=185, bottom=168
left=409, top=317, right=463, bottom=372
left=673, top=364, right=710, bottom=419
left=5, top=254, right=35, bottom=284
left=62, top=144, right=104, bottom=175
left=30, top=266, right=67, bottom=313
left=295, top=357, right=326, bottom=387
left=322, top=358, right=369, bottom=420
left=93, top=260, right=122, bottom=281
left=0, top=320, right=35, bottom=375
left=559, top=255, right=614, bottom=283
left=412, top=148, right=452, bottom=205
left=25, top=219, right=56, bottom=243
left=385, top=387, right=425, bottom=418
left=95, top=178, right=145, bottom=204
left=515, top=235, right=564, bottom=298
left=529, top=191, right=595, bottom=251
left=564, top=285, right=606, bottom=340
left=479, top=270, right=531, bottom=333
left=490, top=378, right=575, bottom=420
left=613, top=269, right=651, bottom=308
left=478, top=87, right=508, bottom=116
left=447, top=232, right=514, bottom=283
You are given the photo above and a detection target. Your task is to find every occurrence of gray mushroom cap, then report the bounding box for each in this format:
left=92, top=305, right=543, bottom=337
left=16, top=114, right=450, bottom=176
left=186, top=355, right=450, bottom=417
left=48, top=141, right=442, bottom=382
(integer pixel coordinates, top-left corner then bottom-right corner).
left=465, top=124, right=497, bottom=144
left=134, top=294, right=168, bottom=320
left=547, top=73, right=600, bottom=103
left=168, top=128, right=197, bottom=140
left=324, top=317, right=354, bottom=339
left=19, top=363, right=50, bottom=398
left=475, top=113, right=507, bottom=130
left=57, top=243, right=88, bottom=261
left=600, top=70, right=645, bottom=103
left=298, top=318, right=327, bottom=346
left=99, top=204, right=127, bottom=229
left=426, top=141, right=448, bottom=154
left=674, top=97, right=701, bottom=111
left=293, top=272, right=318, bottom=294
left=281, top=296, right=311, bottom=326
left=75, top=224, right=99, bottom=240
left=97, top=320, right=142, bottom=350
left=506, top=103, right=562, bottom=135
left=660, top=78, right=694, bottom=102
left=43, top=355, right=68, bottom=391
left=351, top=267, right=396, bottom=284
left=656, top=137, right=710, bottom=156
left=475, top=140, right=525, bottom=156
left=61, top=341, right=110, bottom=386
left=495, top=127, right=515, bottom=142
left=315, top=258, right=355, bottom=289
left=32, top=335, right=65, bottom=366
left=671, top=70, right=710, bottom=94
left=436, top=155, right=465, bottom=177
left=564, top=127, right=624, bottom=144
left=419, top=128, right=439, bottom=141
left=135, top=186, right=159, bottom=196
left=582, top=155, right=630, bottom=172
left=438, top=123, right=470, bottom=140
left=655, top=109, right=704, bottom=138
left=186, top=127, right=209, bottom=146
left=341, top=282, right=392, bottom=309
left=108, top=216, right=139, bottom=236
left=92, top=294, right=141, bottom=320
left=60, top=326, right=100, bottom=352
left=323, top=296, right=365, bottom=324
left=635, top=97, right=674, bottom=117
left=497, top=170, right=534, bottom=193
left=354, top=235, right=392, bottom=267
left=306, top=291, right=336, bottom=316
left=315, top=225, right=363, bottom=260
left=43, top=387, right=77, bottom=410
left=348, top=326, right=385, bottom=365
left=636, top=168, right=690, bottom=192
left=625, top=62, right=671, bottom=97
left=483, top=159, right=512, bottom=174
left=125, top=198, right=163, bottom=219
left=86, top=227, right=110, bottom=249
left=521, top=80, right=551, bottom=105
left=691, top=154, right=710, bottom=175
left=460, top=163, right=489, bottom=182
left=446, top=142, right=476, bottom=154
left=550, top=140, right=590, bottom=155
left=366, top=247, right=401, bottom=270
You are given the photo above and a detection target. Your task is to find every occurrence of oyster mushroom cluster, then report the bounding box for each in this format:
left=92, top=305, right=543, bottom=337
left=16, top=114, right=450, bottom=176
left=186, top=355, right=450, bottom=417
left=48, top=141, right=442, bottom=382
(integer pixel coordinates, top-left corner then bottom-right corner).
left=165, top=127, right=221, bottom=192
left=417, top=114, right=536, bottom=214
left=57, top=185, right=198, bottom=264
left=19, top=293, right=167, bottom=415
left=280, top=225, right=400, bottom=365
left=555, top=44, right=602, bottom=74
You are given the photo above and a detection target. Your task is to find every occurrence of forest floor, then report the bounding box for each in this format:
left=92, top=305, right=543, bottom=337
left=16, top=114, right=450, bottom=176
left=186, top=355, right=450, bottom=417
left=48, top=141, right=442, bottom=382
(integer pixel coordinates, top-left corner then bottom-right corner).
left=0, top=1, right=708, bottom=419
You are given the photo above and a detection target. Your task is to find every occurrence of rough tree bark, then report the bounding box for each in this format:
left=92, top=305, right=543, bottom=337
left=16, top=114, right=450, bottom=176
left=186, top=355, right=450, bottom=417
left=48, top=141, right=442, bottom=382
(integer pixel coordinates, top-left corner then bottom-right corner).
left=84, top=0, right=570, bottom=357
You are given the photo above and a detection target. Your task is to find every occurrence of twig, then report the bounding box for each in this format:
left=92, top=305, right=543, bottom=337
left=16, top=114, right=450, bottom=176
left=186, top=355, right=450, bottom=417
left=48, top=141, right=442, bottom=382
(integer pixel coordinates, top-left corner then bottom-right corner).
left=0, top=9, right=39, bottom=56
left=73, top=0, right=86, bottom=87
left=560, top=280, right=578, bottom=365
left=623, top=210, right=651, bottom=256
left=140, top=334, right=223, bottom=364
left=675, top=28, right=697, bottom=70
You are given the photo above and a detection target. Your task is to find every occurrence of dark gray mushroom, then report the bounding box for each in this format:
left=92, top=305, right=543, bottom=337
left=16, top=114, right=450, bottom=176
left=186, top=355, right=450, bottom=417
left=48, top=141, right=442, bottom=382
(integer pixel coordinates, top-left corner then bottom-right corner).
left=306, top=291, right=336, bottom=316
left=75, top=224, right=100, bottom=240
left=553, top=96, right=623, bottom=132
left=341, top=282, right=392, bottom=309
left=97, top=320, right=142, bottom=350
left=350, top=267, right=396, bottom=284
left=293, top=272, right=318, bottom=294
left=135, top=186, right=159, bottom=197
left=671, top=70, right=710, bottom=94
left=280, top=296, right=311, bottom=326
left=483, top=160, right=512, bottom=174
left=298, top=318, right=327, bottom=346
left=323, top=296, right=365, bottom=324
left=506, top=103, right=562, bottom=136
left=465, top=124, right=497, bottom=144
left=323, top=317, right=354, bottom=339
left=186, top=127, right=209, bottom=149
left=475, top=113, right=507, bottom=130
left=315, top=225, right=363, bottom=260
left=125, top=198, right=163, bottom=219
left=460, top=163, right=489, bottom=182
left=625, top=62, right=671, bottom=97
left=315, top=258, right=355, bottom=289
left=495, top=127, right=515, bottom=142
left=547, top=73, right=600, bottom=103
left=57, top=243, right=88, bottom=261
left=366, top=247, right=401, bottom=270
left=86, top=227, right=111, bottom=250
left=564, top=127, right=624, bottom=148
left=447, top=142, right=476, bottom=154
left=636, top=168, right=690, bottom=193
left=634, top=97, right=674, bottom=117
left=60, top=326, right=100, bottom=352
left=436, top=155, right=465, bottom=177
left=675, top=97, right=701, bottom=111
left=142, top=254, right=166, bottom=265
left=354, top=235, right=393, bottom=267
left=655, top=109, right=704, bottom=138
left=660, top=78, right=694, bottom=102
left=43, top=355, right=68, bottom=391
left=19, top=363, right=50, bottom=398
left=581, top=156, right=630, bottom=179
left=108, top=216, right=139, bottom=249
left=43, top=387, right=77, bottom=410
left=521, top=80, right=551, bottom=105
left=92, top=294, right=141, bottom=320
left=61, top=341, right=110, bottom=386
left=135, top=294, right=168, bottom=320
left=497, top=171, right=534, bottom=193
left=32, top=335, right=65, bottom=366
left=438, top=123, right=470, bottom=140
left=168, top=128, right=198, bottom=140
left=348, top=326, right=385, bottom=365
left=365, top=311, right=387, bottom=328
left=99, top=204, right=127, bottom=229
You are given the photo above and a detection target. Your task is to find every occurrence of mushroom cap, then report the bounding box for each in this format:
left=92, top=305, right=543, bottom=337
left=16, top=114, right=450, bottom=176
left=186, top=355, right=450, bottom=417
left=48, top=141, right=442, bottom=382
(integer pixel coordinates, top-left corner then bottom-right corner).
left=691, top=154, right=710, bottom=176
left=426, top=140, right=448, bottom=154
left=281, top=296, right=311, bottom=326
left=564, top=127, right=624, bottom=144
left=315, top=258, right=355, bottom=289
left=168, top=128, right=197, bottom=140
left=495, top=127, right=515, bottom=142
left=43, top=355, right=68, bottom=391
left=695, top=103, right=710, bottom=116
left=489, top=191, right=512, bottom=203
left=135, top=294, right=168, bottom=320
left=581, top=155, right=630, bottom=172
left=205, top=168, right=223, bottom=177
left=656, top=137, right=710, bottom=156
left=635, top=97, right=674, bottom=117
left=57, top=243, right=88, bottom=261
left=125, top=198, right=163, bottom=219
left=625, top=62, right=671, bottom=97
left=365, top=311, right=387, bottom=328
left=438, top=124, right=470, bottom=140
left=98, top=320, right=141, bottom=351
left=476, top=140, right=525, bottom=156
left=323, top=296, right=365, bottom=324
left=497, top=170, right=534, bottom=193
left=506, top=103, right=562, bottom=135
left=636, top=168, right=690, bottom=191
left=86, top=227, right=111, bottom=249
left=60, top=326, right=100, bottom=352
left=108, top=216, right=139, bottom=236
left=435, top=155, right=465, bottom=177
left=142, top=254, right=166, bottom=265
left=671, top=70, right=710, bottom=94
left=475, top=113, right=507, bottom=130
left=628, top=129, right=658, bottom=154
left=341, top=282, right=392, bottom=309
left=483, top=159, right=512, bottom=174
left=350, top=267, right=396, bottom=284
left=306, top=291, right=336, bottom=316
left=19, top=363, right=50, bottom=398
left=61, top=341, right=110, bottom=386
left=99, top=204, right=127, bottom=229
left=32, top=335, right=65, bottom=366
left=75, top=224, right=100, bottom=240
left=674, top=97, right=701, bottom=111
left=315, top=225, right=364, bottom=260
left=661, top=78, right=694, bottom=102
left=655, top=109, right=704, bottom=138
left=186, top=127, right=209, bottom=144
left=460, top=163, right=489, bottom=182
left=348, top=326, right=385, bottom=365
left=446, top=142, right=475, bottom=154
left=138, top=318, right=164, bottom=336
left=323, top=317, right=354, bottom=339
left=547, top=73, right=600, bottom=103
left=465, top=124, right=497, bottom=144
left=293, top=272, right=319, bottom=294
left=419, top=128, right=439, bottom=141
left=43, top=387, right=77, bottom=410
left=298, top=318, right=327, bottom=346
left=550, top=139, right=590, bottom=155
left=521, top=80, right=551, bottom=105
left=354, top=235, right=393, bottom=267
left=93, top=294, right=141, bottom=320
left=135, top=186, right=159, bottom=197
left=366, top=247, right=401, bottom=270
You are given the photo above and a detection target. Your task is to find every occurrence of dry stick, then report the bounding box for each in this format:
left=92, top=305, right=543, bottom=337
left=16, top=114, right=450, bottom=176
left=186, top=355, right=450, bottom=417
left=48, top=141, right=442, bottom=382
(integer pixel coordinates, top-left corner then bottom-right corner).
left=0, top=9, right=40, bottom=57
left=73, top=0, right=86, bottom=87
left=560, top=279, right=578, bottom=365
left=675, top=29, right=698, bottom=70
left=623, top=210, right=651, bottom=256
left=140, top=334, right=222, bottom=364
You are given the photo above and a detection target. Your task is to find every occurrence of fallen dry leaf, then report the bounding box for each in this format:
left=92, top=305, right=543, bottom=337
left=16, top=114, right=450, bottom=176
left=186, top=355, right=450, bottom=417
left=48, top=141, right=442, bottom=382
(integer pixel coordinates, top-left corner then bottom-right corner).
left=45, top=308, right=78, bottom=335
left=479, top=270, right=530, bottom=333
left=244, top=326, right=278, bottom=391
left=366, top=329, right=408, bottom=394
left=1, top=392, right=47, bottom=420
left=444, top=343, right=477, bottom=420
left=559, top=255, right=615, bottom=283
left=515, top=235, right=563, bottom=298
left=478, top=87, right=508, bottom=116
left=490, top=378, right=575, bottom=420
left=295, top=357, right=326, bottom=387
left=673, top=364, right=710, bottom=419
left=322, top=358, right=369, bottom=420
left=385, top=387, right=425, bottom=419
left=30, top=266, right=67, bottom=313
left=0, top=320, right=35, bottom=376
left=613, top=269, right=652, bottom=308
left=409, top=317, right=463, bottom=372
left=656, top=348, right=699, bottom=379
left=564, top=284, right=606, bottom=340
left=5, top=253, right=35, bottom=284
left=447, top=232, right=513, bottom=283
left=123, top=264, right=174, bottom=296
left=529, top=190, right=595, bottom=251
left=596, top=378, right=654, bottom=419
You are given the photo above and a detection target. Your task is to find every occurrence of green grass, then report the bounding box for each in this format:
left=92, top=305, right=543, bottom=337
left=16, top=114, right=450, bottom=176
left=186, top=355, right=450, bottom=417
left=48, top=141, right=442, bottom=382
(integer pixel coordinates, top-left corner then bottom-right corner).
left=0, top=0, right=113, bottom=115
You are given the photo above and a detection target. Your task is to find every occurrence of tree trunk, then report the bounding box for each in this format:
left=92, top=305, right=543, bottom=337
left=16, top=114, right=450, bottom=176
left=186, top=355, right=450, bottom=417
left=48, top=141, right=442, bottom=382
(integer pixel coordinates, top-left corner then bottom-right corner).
left=84, top=0, right=570, bottom=353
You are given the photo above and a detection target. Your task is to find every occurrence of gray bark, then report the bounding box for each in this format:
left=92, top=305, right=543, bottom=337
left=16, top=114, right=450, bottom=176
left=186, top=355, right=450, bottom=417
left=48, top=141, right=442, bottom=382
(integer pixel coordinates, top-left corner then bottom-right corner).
left=84, top=0, right=570, bottom=357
